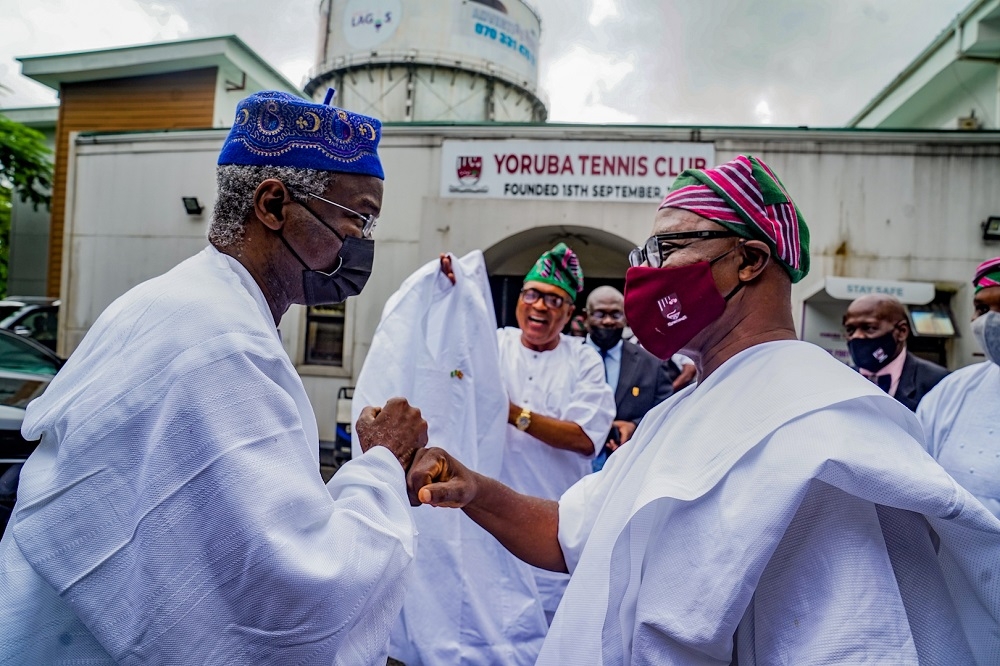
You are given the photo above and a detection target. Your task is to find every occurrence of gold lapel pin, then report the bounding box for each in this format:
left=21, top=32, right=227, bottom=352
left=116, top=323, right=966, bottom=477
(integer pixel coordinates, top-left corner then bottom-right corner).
left=632, top=386, right=640, bottom=397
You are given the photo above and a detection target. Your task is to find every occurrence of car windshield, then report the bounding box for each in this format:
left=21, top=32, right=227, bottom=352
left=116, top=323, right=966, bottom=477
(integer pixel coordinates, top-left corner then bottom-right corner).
left=0, top=305, right=24, bottom=323
left=0, top=331, right=60, bottom=376
left=0, top=374, right=48, bottom=409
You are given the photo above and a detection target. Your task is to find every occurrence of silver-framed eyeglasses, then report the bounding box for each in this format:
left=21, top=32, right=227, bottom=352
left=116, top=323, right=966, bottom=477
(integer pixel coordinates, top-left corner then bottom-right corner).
left=308, top=193, right=378, bottom=238
left=628, top=230, right=737, bottom=268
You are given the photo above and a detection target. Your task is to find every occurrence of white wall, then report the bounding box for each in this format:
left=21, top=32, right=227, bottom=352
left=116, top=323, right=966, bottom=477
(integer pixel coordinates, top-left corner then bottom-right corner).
left=64, top=125, right=1000, bottom=438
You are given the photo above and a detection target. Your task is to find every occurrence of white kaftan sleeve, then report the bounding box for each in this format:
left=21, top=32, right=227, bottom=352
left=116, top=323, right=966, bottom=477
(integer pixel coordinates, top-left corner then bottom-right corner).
left=915, top=376, right=953, bottom=459
left=557, top=469, right=613, bottom=573
left=565, top=345, right=616, bottom=454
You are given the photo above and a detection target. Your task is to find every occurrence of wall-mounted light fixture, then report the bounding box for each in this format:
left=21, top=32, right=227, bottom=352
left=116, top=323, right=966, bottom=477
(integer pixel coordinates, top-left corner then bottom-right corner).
left=182, top=197, right=204, bottom=216
left=983, top=216, right=1000, bottom=242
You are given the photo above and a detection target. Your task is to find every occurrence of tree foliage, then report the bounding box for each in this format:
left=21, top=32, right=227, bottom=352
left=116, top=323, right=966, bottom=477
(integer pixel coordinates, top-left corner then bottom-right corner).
left=0, top=113, right=53, bottom=295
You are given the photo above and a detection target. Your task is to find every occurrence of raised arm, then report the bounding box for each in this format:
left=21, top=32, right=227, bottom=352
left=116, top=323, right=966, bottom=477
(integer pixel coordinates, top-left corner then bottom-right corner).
left=407, top=446, right=568, bottom=573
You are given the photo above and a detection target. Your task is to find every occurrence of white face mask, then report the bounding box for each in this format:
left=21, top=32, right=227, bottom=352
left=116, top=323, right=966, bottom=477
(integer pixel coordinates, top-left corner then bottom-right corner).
left=971, top=311, right=1000, bottom=366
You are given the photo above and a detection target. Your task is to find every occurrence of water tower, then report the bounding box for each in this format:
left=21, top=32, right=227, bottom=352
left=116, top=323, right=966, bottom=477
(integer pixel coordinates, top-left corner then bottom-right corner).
left=306, top=0, right=547, bottom=122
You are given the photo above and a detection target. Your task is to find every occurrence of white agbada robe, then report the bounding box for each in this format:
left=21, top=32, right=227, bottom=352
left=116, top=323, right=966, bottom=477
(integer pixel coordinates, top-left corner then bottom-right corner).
left=918, top=361, right=1000, bottom=518
left=542, top=340, right=1000, bottom=665
left=352, top=252, right=547, bottom=665
left=0, top=246, right=415, bottom=665
left=496, top=327, right=615, bottom=613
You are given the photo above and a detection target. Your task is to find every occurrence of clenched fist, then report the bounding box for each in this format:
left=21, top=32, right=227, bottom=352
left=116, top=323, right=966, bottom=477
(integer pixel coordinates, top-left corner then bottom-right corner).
left=406, top=447, right=478, bottom=508
left=355, top=397, right=429, bottom=470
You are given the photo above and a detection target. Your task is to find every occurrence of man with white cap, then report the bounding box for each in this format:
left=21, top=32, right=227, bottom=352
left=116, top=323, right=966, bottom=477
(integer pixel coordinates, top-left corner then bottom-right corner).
left=918, top=256, right=1000, bottom=518
left=410, top=155, right=1000, bottom=664
left=0, top=91, right=426, bottom=664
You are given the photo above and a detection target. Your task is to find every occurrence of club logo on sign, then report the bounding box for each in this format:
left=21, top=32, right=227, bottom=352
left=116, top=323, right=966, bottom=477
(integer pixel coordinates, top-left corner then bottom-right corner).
left=456, top=156, right=482, bottom=184
left=658, top=293, right=688, bottom=327
left=449, top=155, right=489, bottom=193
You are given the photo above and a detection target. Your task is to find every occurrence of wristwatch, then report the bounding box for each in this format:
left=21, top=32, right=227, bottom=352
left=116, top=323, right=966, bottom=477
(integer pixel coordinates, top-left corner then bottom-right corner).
left=515, top=407, right=532, bottom=431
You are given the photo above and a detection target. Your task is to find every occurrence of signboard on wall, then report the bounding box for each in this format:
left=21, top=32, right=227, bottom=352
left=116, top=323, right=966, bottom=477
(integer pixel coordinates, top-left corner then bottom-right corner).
left=440, top=139, right=716, bottom=203
left=823, top=276, right=934, bottom=304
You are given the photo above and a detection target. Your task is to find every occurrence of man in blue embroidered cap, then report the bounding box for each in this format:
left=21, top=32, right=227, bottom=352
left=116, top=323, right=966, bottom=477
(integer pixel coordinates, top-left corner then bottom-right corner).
left=0, top=90, right=427, bottom=664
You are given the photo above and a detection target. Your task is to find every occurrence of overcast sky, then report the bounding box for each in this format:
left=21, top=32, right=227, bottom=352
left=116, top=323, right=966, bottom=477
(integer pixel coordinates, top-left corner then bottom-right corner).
left=0, top=0, right=972, bottom=126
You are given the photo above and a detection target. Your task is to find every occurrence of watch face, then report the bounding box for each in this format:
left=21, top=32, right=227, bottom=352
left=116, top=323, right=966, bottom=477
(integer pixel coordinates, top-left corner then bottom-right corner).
left=516, top=414, right=530, bottom=430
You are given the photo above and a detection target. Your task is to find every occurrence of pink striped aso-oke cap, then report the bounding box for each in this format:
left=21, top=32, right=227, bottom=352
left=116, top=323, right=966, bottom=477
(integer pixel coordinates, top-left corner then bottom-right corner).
left=658, top=155, right=810, bottom=283
left=974, top=256, right=1000, bottom=293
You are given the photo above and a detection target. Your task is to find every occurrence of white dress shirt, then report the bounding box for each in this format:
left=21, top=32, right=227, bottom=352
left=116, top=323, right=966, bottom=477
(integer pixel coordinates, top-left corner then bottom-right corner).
left=585, top=335, right=623, bottom=391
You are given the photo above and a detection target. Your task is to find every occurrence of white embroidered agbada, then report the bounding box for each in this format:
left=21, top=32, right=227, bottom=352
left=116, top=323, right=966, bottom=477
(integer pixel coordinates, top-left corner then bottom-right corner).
left=496, top=327, right=615, bottom=614
left=542, top=340, right=1000, bottom=665
left=0, top=246, right=415, bottom=666
left=918, top=361, right=1000, bottom=519
left=352, top=251, right=547, bottom=665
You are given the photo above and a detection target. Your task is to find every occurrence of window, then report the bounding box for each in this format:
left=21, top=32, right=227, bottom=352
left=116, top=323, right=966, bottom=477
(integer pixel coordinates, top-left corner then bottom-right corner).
left=907, top=290, right=957, bottom=367
left=908, top=297, right=957, bottom=338
left=0, top=330, right=61, bottom=376
left=304, top=303, right=346, bottom=366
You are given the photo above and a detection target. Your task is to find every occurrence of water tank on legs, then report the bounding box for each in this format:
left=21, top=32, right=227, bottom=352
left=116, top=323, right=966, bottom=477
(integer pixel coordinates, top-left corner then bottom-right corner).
left=306, top=0, right=547, bottom=122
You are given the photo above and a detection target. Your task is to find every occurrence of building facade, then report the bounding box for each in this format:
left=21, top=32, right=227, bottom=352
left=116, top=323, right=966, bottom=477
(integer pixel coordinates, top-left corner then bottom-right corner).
left=60, top=123, right=1000, bottom=439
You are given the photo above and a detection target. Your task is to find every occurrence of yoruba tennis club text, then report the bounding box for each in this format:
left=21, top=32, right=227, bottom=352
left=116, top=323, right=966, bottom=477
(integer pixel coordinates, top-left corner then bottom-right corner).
left=493, top=153, right=708, bottom=199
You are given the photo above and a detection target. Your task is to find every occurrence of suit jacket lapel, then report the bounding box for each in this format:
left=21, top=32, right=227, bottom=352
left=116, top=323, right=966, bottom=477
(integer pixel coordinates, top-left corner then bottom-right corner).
left=896, top=352, right=917, bottom=402
left=616, top=343, right=638, bottom=405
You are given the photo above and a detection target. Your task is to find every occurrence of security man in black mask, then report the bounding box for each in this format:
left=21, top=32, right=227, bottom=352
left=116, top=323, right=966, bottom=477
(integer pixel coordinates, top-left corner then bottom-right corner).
left=584, top=286, right=673, bottom=470
left=843, top=294, right=949, bottom=411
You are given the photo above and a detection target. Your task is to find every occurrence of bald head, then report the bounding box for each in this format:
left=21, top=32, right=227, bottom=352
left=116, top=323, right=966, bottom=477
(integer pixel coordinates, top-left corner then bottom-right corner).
left=846, top=295, right=908, bottom=324
left=586, top=286, right=624, bottom=312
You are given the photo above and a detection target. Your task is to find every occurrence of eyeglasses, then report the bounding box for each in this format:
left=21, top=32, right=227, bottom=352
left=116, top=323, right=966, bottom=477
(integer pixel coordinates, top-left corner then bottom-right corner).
left=521, top=288, right=565, bottom=309
left=308, top=193, right=378, bottom=238
left=588, top=310, right=624, bottom=321
left=628, top=230, right=737, bottom=268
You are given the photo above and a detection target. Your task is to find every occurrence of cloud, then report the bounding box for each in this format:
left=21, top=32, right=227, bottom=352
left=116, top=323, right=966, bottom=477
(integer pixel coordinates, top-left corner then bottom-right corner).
left=0, top=0, right=975, bottom=127
left=543, top=44, right=637, bottom=123
left=0, top=0, right=189, bottom=106
left=589, top=0, right=619, bottom=27
left=552, top=0, right=970, bottom=126
left=754, top=100, right=773, bottom=125
left=132, top=0, right=318, bottom=89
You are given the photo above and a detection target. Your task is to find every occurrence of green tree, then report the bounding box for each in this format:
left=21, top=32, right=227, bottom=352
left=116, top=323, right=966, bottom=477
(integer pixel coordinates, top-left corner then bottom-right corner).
left=0, top=113, right=53, bottom=296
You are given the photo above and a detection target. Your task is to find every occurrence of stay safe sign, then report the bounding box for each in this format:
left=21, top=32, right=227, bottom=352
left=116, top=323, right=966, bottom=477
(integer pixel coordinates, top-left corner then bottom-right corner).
left=440, top=139, right=715, bottom=203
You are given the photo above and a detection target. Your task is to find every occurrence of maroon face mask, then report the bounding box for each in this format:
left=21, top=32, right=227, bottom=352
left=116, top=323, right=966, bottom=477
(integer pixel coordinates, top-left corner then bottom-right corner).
left=624, top=259, right=741, bottom=360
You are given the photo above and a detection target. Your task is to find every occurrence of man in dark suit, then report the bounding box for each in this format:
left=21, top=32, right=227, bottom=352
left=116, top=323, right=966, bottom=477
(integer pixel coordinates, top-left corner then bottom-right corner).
left=584, top=286, right=673, bottom=470
left=843, top=294, right=949, bottom=411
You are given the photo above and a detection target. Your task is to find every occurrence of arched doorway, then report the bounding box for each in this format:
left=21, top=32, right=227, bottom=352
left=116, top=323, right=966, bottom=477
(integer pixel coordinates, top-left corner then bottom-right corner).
left=483, top=225, right=634, bottom=328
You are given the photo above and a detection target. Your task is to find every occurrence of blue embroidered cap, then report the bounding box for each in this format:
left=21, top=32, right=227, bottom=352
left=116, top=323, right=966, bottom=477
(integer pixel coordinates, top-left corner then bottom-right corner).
left=217, top=90, right=384, bottom=179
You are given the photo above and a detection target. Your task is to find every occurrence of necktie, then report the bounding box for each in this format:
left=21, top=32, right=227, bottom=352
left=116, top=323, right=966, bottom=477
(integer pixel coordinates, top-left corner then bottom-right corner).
left=599, top=348, right=609, bottom=384
left=875, top=374, right=892, bottom=393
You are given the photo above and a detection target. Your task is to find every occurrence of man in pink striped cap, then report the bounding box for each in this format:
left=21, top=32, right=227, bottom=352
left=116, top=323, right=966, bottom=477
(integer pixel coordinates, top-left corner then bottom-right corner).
left=407, top=156, right=1000, bottom=664
left=918, top=255, right=1000, bottom=519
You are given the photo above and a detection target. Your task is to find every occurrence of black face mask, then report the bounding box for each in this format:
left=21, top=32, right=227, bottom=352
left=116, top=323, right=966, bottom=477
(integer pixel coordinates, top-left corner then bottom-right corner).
left=280, top=201, right=375, bottom=305
left=847, top=330, right=899, bottom=372
left=589, top=326, right=624, bottom=351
